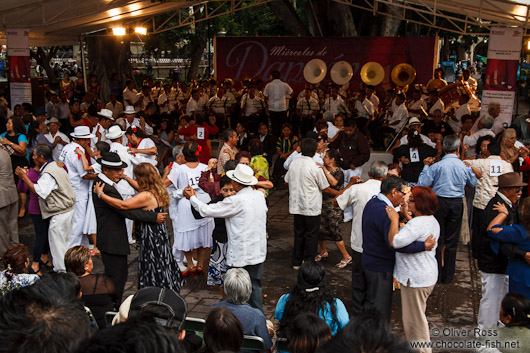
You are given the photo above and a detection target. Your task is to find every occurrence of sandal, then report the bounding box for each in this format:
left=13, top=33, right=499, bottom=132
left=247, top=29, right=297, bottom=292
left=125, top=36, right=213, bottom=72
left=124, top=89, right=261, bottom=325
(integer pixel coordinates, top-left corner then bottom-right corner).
left=315, top=251, right=329, bottom=262
left=196, top=266, right=204, bottom=275
left=335, top=256, right=352, bottom=268
left=39, top=259, right=54, bottom=269
left=181, top=266, right=197, bottom=277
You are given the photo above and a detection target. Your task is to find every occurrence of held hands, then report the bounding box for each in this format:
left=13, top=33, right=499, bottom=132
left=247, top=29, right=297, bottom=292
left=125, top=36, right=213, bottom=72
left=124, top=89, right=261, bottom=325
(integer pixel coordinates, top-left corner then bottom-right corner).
left=423, top=157, right=435, bottom=166
left=207, top=158, right=218, bottom=171
left=156, top=212, right=168, bottom=224
left=399, top=156, right=410, bottom=165
left=492, top=202, right=509, bottom=216
left=182, top=185, right=197, bottom=200
left=424, top=235, right=436, bottom=251
left=385, top=206, right=400, bottom=222
left=93, top=182, right=104, bottom=195
left=14, top=166, right=27, bottom=178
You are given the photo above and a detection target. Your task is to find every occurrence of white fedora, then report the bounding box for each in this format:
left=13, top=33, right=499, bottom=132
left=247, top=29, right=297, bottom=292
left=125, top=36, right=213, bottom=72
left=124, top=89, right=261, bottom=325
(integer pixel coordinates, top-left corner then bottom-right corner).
left=98, top=108, right=114, bottom=121
left=226, top=164, right=258, bottom=186
left=124, top=106, right=136, bottom=115
left=106, top=125, right=125, bottom=140
left=406, top=117, right=423, bottom=127
left=71, top=126, right=95, bottom=139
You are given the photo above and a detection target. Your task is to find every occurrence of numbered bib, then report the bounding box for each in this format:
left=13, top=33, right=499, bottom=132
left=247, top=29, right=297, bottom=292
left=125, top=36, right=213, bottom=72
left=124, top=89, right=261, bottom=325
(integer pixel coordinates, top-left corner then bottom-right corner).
left=188, top=175, right=201, bottom=189
left=409, top=148, right=420, bottom=163
left=489, top=160, right=503, bottom=177
left=197, top=127, right=205, bottom=140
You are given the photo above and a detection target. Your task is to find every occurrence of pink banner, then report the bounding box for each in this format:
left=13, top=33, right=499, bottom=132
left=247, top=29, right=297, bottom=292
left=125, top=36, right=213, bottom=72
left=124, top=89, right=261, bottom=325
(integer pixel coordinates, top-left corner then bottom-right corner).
left=215, top=36, right=436, bottom=94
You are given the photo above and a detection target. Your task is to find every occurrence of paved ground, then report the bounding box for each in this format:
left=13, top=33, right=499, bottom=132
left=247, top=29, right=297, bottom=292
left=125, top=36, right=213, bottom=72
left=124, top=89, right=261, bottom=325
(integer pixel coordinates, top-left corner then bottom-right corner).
left=16, top=182, right=482, bottom=352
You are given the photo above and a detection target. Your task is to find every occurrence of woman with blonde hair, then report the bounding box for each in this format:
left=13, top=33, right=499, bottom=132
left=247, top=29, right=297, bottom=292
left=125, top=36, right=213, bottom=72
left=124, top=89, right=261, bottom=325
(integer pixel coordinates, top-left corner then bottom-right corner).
left=94, top=162, right=183, bottom=291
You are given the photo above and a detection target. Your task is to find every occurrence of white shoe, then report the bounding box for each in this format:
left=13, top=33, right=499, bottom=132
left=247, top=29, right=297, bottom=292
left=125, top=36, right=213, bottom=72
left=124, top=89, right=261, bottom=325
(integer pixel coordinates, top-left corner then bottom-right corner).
left=129, top=240, right=136, bottom=245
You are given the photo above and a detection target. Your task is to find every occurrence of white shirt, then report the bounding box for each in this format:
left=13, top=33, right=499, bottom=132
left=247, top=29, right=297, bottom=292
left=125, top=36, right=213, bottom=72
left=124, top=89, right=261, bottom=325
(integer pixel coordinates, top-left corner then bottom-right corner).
left=283, top=151, right=323, bottom=170
left=137, top=138, right=157, bottom=164
left=354, top=98, right=374, bottom=119
left=407, top=98, right=428, bottom=118
left=388, top=103, right=408, bottom=131
left=468, top=156, right=513, bottom=209
left=285, top=156, right=330, bottom=216
left=190, top=186, right=268, bottom=267
left=240, top=94, right=264, bottom=116
left=59, top=142, right=90, bottom=201
left=105, top=101, right=123, bottom=119
left=336, top=179, right=381, bottom=253
left=368, top=94, right=380, bottom=111
left=399, top=134, right=436, bottom=148
left=451, top=103, right=471, bottom=132
left=327, top=122, right=340, bottom=139
left=429, top=98, right=445, bottom=116
left=323, top=96, right=346, bottom=115
left=110, top=142, right=154, bottom=179
left=91, top=123, right=107, bottom=147
left=263, top=79, right=293, bottom=112
left=186, top=98, right=204, bottom=114
left=34, top=165, right=59, bottom=200
left=57, top=102, right=70, bottom=120
left=393, top=215, right=440, bottom=288
left=472, top=115, right=505, bottom=136
left=44, top=131, right=70, bottom=161
left=123, top=88, right=139, bottom=110
left=463, top=129, right=495, bottom=158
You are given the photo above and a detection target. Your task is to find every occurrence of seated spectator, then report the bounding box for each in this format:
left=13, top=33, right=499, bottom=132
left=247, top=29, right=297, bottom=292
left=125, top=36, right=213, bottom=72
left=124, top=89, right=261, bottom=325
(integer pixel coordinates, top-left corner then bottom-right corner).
left=203, top=307, right=244, bottom=353
left=211, top=268, right=273, bottom=351
left=0, top=272, right=92, bottom=353
left=275, top=261, right=349, bottom=341
left=0, top=243, right=39, bottom=295
left=316, top=309, right=413, bottom=353
left=65, top=246, right=116, bottom=328
left=78, top=315, right=187, bottom=353
left=289, top=312, right=331, bottom=353
left=127, top=286, right=202, bottom=352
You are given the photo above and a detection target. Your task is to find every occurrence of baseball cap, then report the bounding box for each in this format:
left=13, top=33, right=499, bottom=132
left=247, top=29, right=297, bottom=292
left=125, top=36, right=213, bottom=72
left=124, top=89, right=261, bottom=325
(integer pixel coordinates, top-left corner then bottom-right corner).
left=129, top=287, right=187, bottom=330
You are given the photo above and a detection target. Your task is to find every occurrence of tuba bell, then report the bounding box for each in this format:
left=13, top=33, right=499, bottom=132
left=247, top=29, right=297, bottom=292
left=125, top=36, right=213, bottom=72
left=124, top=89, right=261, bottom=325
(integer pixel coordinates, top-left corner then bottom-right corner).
left=360, top=62, right=385, bottom=86
left=303, top=59, right=327, bottom=84
left=391, top=63, right=416, bottom=87
left=330, top=61, right=353, bottom=85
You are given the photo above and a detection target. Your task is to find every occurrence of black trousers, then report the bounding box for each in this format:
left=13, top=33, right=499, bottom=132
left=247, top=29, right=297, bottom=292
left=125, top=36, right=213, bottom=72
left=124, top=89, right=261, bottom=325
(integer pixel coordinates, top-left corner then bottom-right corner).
left=365, top=269, right=394, bottom=323
left=101, top=251, right=128, bottom=307
left=471, top=206, right=484, bottom=259
left=293, top=214, right=320, bottom=266
left=351, top=250, right=367, bottom=316
left=434, top=197, right=464, bottom=284
left=300, top=117, right=315, bottom=138
left=270, top=110, right=288, bottom=138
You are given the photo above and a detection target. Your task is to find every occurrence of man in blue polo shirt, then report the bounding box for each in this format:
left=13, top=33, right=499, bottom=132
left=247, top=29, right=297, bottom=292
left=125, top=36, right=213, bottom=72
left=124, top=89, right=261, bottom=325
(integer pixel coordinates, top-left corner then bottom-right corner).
left=362, top=176, right=436, bottom=322
left=418, top=135, right=477, bottom=284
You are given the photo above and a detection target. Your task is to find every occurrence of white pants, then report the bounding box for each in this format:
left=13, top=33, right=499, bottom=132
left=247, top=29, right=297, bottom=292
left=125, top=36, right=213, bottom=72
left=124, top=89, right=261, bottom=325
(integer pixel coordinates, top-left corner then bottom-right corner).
left=478, top=271, right=509, bottom=329
left=48, top=210, right=74, bottom=272
left=342, top=166, right=363, bottom=221
left=70, top=199, right=89, bottom=247
left=126, top=218, right=134, bottom=243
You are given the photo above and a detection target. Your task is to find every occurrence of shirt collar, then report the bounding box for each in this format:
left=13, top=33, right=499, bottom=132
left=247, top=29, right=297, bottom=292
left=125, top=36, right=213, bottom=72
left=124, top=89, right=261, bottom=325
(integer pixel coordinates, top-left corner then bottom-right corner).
left=377, top=193, right=394, bottom=207
left=442, top=153, right=459, bottom=160
left=98, top=173, right=116, bottom=187
left=497, top=191, right=513, bottom=207
left=40, top=161, right=53, bottom=174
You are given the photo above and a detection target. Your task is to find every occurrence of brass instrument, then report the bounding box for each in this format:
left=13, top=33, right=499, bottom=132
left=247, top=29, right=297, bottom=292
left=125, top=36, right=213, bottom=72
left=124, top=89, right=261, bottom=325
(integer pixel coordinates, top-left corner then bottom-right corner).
left=303, top=59, right=327, bottom=84
left=330, top=61, right=353, bottom=85
left=391, top=63, right=416, bottom=90
left=360, top=62, right=385, bottom=86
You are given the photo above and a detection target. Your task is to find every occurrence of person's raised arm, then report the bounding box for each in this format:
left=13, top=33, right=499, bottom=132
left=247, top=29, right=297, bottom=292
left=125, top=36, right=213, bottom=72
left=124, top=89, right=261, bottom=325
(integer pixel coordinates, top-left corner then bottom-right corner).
left=94, top=182, right=151, bottom=210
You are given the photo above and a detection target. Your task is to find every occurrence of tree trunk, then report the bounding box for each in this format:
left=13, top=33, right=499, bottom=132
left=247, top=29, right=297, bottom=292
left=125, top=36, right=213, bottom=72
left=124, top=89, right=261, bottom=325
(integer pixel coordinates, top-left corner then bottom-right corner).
left=86, top=36, right=131, bottom=103
left=187, top=6, right=207, bottom=81
left=380, top=1, right=403, bottom=36
left=30, top=47, right=58, bottom=83
left=327, top=1, right=357, bottom=36
left=268, top=0, right=310, bottom=36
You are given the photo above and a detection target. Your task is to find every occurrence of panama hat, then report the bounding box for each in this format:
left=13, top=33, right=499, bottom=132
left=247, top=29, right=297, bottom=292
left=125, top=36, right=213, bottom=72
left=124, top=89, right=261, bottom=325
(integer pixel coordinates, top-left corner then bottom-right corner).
left=97, top=152, right=128, bottom=169
left=106, top=125, right=125, bottom=140
left=46, top=117, right=61, bottom=126
left=124, top=106, right=136, bottom=115
left=406, top=117, right=423, bottom=127
left=98, top=108, right=114, bottom=121
left=226, top=164, right=258, bottom=186
left=70, top=126, right=95, bottom=139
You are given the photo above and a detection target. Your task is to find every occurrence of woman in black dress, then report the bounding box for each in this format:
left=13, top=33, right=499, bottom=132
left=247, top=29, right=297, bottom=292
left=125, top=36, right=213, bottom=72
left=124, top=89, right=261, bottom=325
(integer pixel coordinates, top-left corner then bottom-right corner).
left=94, top=162, right=184, bottom=292
left=315, top=149, right=352, bottom=268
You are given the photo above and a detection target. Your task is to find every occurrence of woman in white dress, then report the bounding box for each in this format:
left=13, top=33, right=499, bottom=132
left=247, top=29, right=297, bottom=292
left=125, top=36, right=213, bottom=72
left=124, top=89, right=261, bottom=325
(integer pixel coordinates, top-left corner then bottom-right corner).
left=164, top=141, right=214, bottom=276
left=125, top=126, right=158, bottom=165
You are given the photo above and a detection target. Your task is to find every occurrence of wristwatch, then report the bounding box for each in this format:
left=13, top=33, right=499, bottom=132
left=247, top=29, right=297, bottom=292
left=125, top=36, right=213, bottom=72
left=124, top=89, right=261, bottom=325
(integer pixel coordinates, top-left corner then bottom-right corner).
left=97, top=191, right=104, bottom=199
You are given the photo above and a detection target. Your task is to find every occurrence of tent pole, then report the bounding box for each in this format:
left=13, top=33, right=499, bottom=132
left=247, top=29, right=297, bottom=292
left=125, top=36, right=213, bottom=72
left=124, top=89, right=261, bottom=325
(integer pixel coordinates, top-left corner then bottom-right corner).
left=80, top=37, right=88, bottom=92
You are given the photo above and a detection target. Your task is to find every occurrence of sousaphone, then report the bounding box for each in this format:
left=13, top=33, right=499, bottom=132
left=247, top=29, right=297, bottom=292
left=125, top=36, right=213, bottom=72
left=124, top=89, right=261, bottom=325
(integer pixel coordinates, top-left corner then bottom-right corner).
left=330, top=61, right=353, bottom=85
left=391, top=63, right=416, bottom=87
left=360, top=62, right=385, bottom=86
left=303, top=59, right=327, bottom=84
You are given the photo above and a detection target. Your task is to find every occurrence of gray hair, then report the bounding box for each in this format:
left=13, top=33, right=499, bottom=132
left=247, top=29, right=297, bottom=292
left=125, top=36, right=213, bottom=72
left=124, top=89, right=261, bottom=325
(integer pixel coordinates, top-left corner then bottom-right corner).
left=443, top=135, right=461, bottom=153
left=224, top=268, right=252, bottom=305
left=481, top=115, right=495, bottom=129
left=368, top=161, right=388, bottom=179
left=502, top=128, right=516, bottom=140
